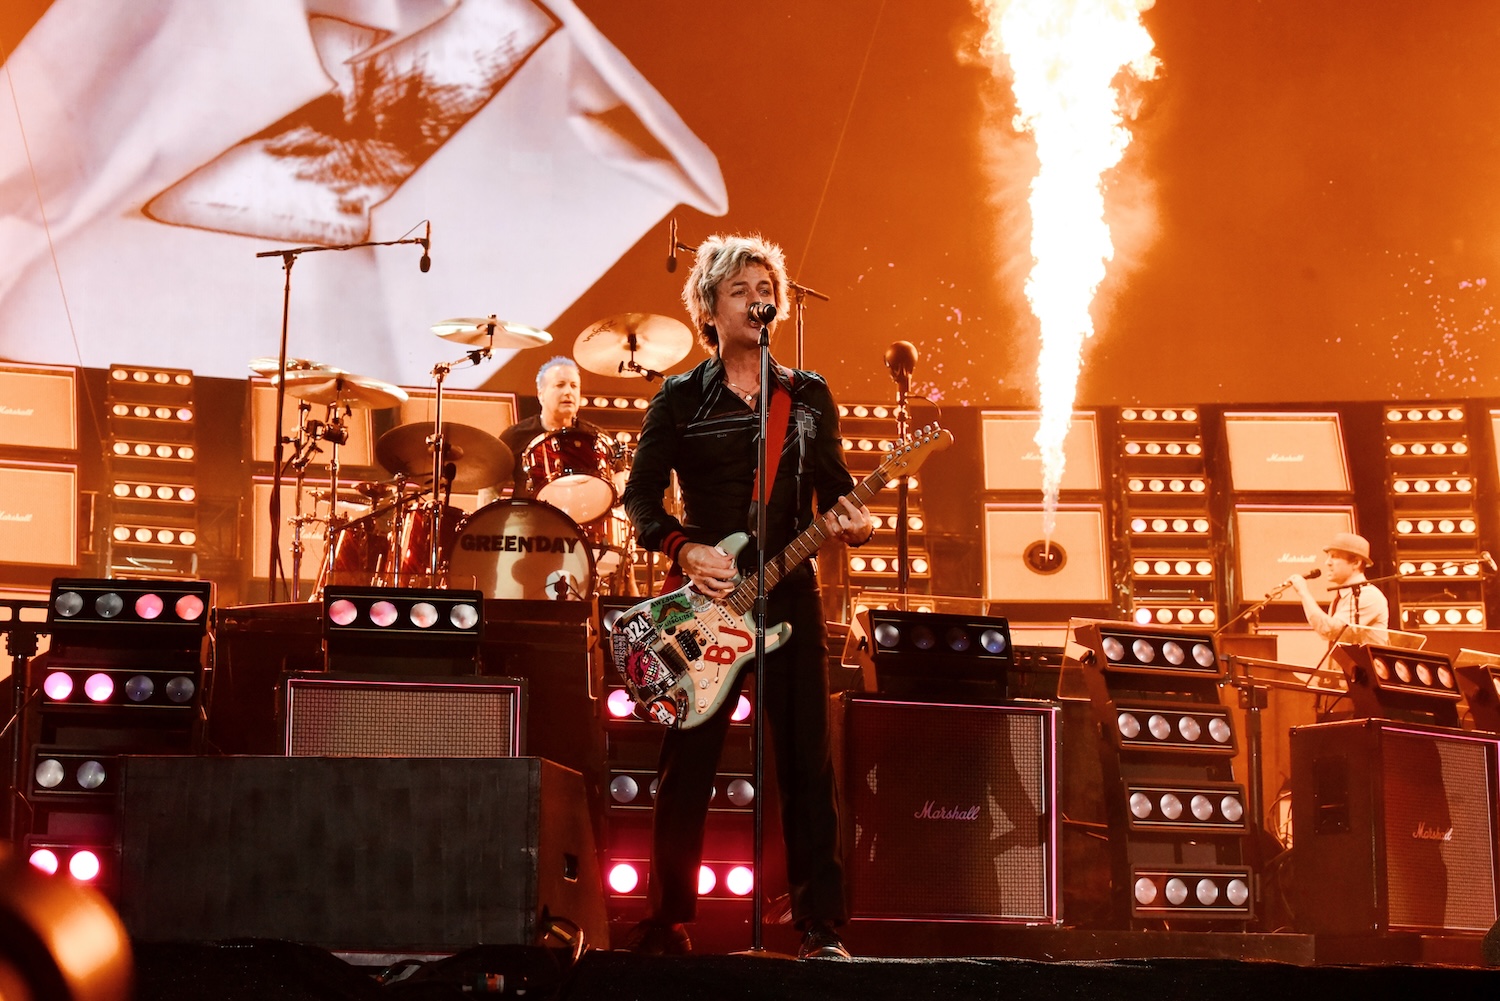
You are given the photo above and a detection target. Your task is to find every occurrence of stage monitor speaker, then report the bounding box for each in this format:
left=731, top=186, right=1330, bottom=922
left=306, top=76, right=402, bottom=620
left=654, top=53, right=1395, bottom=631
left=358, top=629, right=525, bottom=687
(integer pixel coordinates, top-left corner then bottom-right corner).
left=842, top=697, right=1057, bottom=923
left=1291, top=719, right=1500, bottom=934
left=0, top=364, right=77, bottom=450
left=980, top=411, right=1100, bottom=492
left=118, top=756, right=606, bottom=951
left=0, top=462, right=78, bottom=568
left=1222, top=412, right=1350, bottom=493
left=983, top=504, right=1109, bottom=604
left=1233, top=505, right=1355, bottom=603
left=284, top=674, right=524, bottom=757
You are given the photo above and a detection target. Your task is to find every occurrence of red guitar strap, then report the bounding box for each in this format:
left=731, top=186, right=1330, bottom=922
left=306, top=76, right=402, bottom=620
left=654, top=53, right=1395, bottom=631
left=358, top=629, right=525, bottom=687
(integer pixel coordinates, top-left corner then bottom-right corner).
left=662, top=378, right=793, bottom=593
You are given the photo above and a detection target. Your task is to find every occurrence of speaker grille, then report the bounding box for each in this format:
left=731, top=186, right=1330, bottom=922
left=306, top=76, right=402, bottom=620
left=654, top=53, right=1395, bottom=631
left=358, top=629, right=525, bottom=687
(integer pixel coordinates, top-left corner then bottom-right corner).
left=1383, top=730, right=1498, bottom=931
left=845, top=699, right=1055, bottom=921
left=285, top=677, right=521, bottom=757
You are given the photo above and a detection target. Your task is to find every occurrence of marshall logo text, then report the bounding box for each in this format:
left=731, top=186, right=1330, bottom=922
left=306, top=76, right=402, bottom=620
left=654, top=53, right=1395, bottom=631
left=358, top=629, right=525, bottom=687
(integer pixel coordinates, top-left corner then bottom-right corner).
left=1413, top=821, right=1453, bottom=842
left=913, top=800, right=980, bottom=821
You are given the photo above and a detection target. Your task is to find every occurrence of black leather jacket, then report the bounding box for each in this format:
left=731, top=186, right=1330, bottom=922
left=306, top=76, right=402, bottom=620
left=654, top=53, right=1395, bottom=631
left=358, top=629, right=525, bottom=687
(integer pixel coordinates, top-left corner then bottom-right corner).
left=622, top=355, right=854, bottom=582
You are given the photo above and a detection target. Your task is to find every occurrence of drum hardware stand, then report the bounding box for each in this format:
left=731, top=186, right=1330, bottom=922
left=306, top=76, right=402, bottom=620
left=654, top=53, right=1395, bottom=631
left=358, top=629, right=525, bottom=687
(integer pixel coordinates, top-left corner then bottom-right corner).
left=615, top=332, right=669, bottom=381
left=256, top=227, right=429, bottom=602
left=426, top=320, right=500, bottom=585
left=883, top=341, right=917, bottom=596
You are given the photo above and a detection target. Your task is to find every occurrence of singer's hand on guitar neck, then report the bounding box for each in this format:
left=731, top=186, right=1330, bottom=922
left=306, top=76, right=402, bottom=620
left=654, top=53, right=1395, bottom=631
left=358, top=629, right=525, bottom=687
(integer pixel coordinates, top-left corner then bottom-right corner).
left=680, top=542, right=738, bottom=599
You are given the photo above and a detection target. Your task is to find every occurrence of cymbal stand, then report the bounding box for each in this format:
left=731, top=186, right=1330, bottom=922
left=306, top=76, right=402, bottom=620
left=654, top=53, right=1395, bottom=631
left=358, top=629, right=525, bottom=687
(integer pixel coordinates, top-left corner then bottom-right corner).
left=616, top=333, right=666, bottom=381
left=315, top=398, right=351, bottom=596
left=426, top=321, right=498, bottom=583
left=286, top=400, right=321, bottom=601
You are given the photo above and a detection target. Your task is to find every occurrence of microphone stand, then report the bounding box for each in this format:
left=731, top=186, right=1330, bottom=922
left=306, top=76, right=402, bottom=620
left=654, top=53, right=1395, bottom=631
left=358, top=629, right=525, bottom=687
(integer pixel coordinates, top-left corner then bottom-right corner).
left=255, top=233, right=427, bottom=602
left=894, top=373, right=910, bottom=596
left=750, top=321, right=772, bottom=954
left=787, top=279, right=829, bottom=370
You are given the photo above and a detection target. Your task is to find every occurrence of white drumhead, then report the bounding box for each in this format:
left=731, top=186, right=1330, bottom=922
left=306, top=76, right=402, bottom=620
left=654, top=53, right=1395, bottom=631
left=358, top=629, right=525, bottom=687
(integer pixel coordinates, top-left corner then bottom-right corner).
left=449, top=499, right=595, bottom=600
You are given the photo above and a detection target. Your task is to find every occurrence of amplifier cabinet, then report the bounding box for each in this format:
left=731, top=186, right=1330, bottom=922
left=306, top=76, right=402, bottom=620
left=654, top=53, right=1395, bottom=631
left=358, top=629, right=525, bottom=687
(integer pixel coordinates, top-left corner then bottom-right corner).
left=284, top=674, right=524, bottom=758
left=841, top=697, right=1058, bottom=923
left=1291, top=718, right=1500, bottom=934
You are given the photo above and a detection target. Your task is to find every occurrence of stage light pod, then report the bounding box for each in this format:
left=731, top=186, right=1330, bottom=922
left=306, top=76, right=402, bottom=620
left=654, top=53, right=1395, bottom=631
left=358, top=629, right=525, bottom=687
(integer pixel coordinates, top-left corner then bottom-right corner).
left=1130, top=867, right=1253, bottom=919
left=1110, top=703, right=1237, bottom=756
left=36, top=665, right=199, bottom=713
left=322, top=586, right=485, bottom=640
left=854, top=609, right=1013, bottom=702
left=1123, top=781, right=1249, bottom=834
left=28, top=747, right=120, bottom=801
left=47, top=578, right=211, bottom=646
left=1454, top=650, right=1500, bottom=734
left=1333, top=643, right=1461, bottom=727
left=1073, top=620, right=1222, bottom=681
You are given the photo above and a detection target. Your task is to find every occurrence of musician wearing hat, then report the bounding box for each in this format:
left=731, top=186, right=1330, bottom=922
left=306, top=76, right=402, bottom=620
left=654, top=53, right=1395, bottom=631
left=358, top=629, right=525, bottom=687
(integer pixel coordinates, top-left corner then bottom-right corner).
left=1285, top=531, right=1389, bottom=642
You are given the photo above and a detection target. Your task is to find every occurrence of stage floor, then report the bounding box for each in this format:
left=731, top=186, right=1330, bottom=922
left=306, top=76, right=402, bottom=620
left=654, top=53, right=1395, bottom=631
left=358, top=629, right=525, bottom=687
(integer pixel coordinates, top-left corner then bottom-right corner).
left=129, top=930, right=1498, bottom=1001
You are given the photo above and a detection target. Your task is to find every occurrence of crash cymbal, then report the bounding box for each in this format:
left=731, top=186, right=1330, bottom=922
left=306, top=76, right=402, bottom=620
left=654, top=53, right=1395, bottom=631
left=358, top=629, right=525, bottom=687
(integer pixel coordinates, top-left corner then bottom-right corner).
left=375, top=422, right=514, bottom=493
left=249, top=356, right=332, bottom=377
left=573, top=313, right=692, bottom=378
left=277, top=370, right=409, bottom=410
left=432, top=317, right=554, bottom=349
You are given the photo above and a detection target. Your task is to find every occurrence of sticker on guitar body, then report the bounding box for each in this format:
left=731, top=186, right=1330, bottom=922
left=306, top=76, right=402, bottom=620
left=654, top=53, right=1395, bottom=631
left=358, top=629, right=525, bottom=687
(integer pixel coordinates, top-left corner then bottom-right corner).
left=702, top=623, right=753, bottom=665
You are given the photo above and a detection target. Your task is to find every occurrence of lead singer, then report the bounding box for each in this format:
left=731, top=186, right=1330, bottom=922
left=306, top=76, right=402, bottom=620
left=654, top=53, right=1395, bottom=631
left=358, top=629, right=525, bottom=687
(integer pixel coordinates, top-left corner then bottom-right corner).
left=620, top=233, right=873, bottom=959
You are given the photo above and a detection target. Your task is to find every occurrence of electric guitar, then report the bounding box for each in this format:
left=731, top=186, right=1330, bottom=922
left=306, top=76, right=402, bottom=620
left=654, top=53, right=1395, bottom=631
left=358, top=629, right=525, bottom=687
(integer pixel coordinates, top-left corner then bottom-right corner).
left=610, top=423, right=954, bottom=728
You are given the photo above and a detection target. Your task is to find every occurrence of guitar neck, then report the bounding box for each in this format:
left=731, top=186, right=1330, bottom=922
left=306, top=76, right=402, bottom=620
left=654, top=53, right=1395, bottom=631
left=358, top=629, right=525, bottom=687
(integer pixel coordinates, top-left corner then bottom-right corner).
left=728, top=471, right=887, bottom=615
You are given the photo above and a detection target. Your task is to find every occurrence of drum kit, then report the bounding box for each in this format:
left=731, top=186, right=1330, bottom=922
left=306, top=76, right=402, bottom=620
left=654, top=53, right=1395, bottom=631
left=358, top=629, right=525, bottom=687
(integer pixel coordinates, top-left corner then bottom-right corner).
left=263, top=312, right=693, bottom=601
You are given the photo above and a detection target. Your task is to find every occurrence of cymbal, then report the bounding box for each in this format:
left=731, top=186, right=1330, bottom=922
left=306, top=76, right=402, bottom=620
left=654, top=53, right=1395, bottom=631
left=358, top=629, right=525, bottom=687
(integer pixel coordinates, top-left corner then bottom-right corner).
left=432, top=317, right=553, bottom=349
left=249, top=356, right=332, bottom=377
left=277, top=370, right=408, bottom=409
left=573, top=313, right=692, bottom=378
left=375, top=422, right=514, bottom=493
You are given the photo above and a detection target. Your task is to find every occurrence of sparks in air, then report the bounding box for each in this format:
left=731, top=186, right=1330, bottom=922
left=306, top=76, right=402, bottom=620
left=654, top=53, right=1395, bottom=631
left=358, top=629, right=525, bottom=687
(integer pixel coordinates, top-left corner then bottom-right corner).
left=975, top=0, right=1159, bottom=537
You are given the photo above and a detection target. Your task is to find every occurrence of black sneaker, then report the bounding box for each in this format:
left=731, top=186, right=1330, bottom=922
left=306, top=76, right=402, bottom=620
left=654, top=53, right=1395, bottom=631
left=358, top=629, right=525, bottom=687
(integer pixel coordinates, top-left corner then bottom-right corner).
left=797, top=921, right=850, bottom=960
left=620, top=919, right=693, bottom=956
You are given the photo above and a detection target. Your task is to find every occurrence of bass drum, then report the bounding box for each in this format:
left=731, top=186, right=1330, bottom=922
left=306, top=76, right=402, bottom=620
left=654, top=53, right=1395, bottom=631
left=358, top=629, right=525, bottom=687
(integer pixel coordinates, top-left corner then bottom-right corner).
left=448, top=498, right=596, bottom=600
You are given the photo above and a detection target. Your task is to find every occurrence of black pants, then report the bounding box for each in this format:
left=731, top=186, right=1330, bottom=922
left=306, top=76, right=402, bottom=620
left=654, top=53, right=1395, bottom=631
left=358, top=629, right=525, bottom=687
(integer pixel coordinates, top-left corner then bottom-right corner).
left=647, top=578, right=846, bottom=927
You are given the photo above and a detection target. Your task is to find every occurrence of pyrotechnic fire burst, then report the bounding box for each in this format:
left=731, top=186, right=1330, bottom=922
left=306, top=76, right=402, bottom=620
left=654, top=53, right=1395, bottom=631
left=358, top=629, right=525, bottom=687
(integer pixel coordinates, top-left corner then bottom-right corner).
left=975, top=0, right=1158, bottom=537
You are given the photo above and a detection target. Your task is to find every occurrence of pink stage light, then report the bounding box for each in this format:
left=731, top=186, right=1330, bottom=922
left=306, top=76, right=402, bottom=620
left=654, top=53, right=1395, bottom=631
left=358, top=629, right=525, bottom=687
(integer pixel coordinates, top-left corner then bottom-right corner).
left=327, top=599, right=358, bottom=626
left=29, top=849, right=59, bottom=875
left=43, top=672, right=74, bottom=701
left=731, top=695, right=751, bottom=722
left=725, top=865, right=754, bottom=896
left=134, top=593, right=164, bottom=619
left=68, top=850, right=101, bottom=882
left=607, top=863, right=640, bottom=894
left=606, top=689, right=635, bottom=718
left=698, top=865, right=716, bottom=894
left=370, top=601, right=398, bottom=627
left=84, top=673, right=114, bottom=703
left=175, top=594, right=206, bottom=620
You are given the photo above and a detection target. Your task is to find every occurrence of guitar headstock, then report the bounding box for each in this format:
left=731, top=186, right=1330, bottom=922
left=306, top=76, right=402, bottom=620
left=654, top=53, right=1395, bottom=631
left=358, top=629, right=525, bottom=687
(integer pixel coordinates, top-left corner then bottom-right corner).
left=881, top=424, right=954, bottom=476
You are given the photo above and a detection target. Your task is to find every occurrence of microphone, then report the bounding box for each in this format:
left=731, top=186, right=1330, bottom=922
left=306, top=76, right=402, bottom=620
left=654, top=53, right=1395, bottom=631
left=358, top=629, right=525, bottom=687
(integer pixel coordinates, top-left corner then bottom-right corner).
left=1483, top=551, right=1498, bottom=573
left=884, top=340, right=917, bottom=387
left=667, top=217, right=678, bottom=273
left=419, top=221, right=431, bottom=273
left=1302, top=568, right=1322, bottom=580
left=747, top=301, right=777, bottom=325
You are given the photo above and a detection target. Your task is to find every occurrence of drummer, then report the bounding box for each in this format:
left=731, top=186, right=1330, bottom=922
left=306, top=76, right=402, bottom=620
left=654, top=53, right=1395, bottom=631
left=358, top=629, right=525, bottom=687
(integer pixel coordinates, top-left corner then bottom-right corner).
left=481, top=355, right=604, bottom=504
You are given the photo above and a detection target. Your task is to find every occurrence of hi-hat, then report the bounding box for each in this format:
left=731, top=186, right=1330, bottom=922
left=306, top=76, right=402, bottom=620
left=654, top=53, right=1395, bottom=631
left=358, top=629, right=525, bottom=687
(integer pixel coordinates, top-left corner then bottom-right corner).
left=432, top=317, right=553, bottom=349
left=249, top=356, right=331, bottom=377
left=277, top=369, right=408, bottom=410
left=376, top=422, right=514, bottom=493
left=573, top=312, right=692, bottom=378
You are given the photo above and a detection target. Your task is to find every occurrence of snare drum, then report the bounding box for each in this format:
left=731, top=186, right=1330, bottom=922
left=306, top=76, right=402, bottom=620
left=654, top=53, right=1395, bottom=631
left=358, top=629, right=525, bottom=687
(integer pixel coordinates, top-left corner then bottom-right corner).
left=448, top=499, right=595, bottom=600
left=524, top=429, right=618, bottom=524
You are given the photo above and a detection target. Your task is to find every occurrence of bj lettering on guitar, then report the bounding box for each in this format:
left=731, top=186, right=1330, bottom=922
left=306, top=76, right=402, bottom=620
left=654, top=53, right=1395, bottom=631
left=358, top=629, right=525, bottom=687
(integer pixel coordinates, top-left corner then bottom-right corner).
left=610, top=424, right=954, bottom=728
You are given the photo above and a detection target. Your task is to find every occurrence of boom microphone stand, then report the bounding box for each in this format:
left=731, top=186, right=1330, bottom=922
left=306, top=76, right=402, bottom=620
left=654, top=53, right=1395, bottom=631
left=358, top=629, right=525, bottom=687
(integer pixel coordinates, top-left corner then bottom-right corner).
left=255, top=229, right=428, bottom=602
